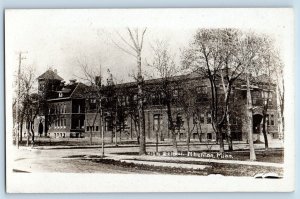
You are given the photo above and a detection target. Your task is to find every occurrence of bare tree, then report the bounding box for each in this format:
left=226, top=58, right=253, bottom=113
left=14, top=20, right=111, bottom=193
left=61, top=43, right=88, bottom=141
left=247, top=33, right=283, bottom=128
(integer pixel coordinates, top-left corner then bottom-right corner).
left=14, top=64, right=38, bottom=147
left=111, top=28, right=147, bottom=155
left=182, top=29, right=228, bottom=152
left=180, top=81, right=198, bottom=152
left=275, top=61, right=284, bottom=139
left=182, top=29, right=263, bottom=155
left=14, top=52, right=27, bottom=147
left=76, top=58, right=105, bottom=156
left=251, top=36, right=282, bottom=149
left=147, top=40, right=182, bottom=153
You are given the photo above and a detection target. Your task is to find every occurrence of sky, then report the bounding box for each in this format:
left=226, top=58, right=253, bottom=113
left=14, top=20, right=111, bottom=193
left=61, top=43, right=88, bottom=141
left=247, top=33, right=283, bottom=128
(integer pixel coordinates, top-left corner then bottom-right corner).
left=5, top=8, right=294, bottom=86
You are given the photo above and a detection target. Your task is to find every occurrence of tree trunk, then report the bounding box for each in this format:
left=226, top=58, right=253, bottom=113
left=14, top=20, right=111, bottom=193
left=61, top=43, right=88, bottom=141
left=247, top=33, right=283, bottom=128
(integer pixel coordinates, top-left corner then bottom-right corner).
left=138, top=75, right=146, bottom=155
left=89, top=129, right=93, bottom=145
left=44, top=115, right=48, bottom=137
left=166, top=100, right=177, bottom=153
left=30, top=121, right=35, bottom=145
left=130, top=116, right=133, bottom=140
left=247, top=74, right=256, bottom=161
left=171, top=129, right=178, bottom=153
left=226, top=112, right=233, bottom=151
left=155, top=131, right=158, bottom=153
left=262, top=115, right=269, bottom=149
left=110, top=121, right=113, bottom=143
left=197, top=122, right=203, bottom=143
left=20, top=122, right=23, bottom=143
left=114, top=128, right=118, bottom=146
left=218, top=126, right=225, bottom=153
left=111, top=132, right=114, bottom=143
left=186, top=116, right=191, bottom=152
left=26, top=121, right=30, bottom=147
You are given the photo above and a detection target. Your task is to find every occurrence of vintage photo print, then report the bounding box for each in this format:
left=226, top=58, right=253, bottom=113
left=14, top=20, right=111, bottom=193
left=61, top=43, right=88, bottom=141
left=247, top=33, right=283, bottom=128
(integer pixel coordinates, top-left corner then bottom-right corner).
left=5, top=8, right=294, bottom=192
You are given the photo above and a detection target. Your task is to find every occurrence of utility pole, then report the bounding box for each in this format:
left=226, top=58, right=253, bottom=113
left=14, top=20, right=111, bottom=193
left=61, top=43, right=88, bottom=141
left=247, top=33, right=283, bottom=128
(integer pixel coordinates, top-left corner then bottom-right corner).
left=246, top=73, right=256, bottom=161
left=115, top=100, right=118, bottom=146
left=16, top=52, right=26, bottom=149
left=100, top=102, right=104, bottom=157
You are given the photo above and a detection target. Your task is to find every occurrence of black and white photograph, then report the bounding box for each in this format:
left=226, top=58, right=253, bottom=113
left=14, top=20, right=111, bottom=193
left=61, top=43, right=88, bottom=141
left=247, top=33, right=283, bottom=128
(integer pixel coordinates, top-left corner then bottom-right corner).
left=5, top=8, right=294, bottom=192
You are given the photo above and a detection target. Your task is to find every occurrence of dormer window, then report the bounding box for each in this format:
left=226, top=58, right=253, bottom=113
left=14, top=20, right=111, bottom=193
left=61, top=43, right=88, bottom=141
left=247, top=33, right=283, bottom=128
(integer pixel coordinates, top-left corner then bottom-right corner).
left=90, top=99, right=96, bottom=104
left=58, top=92, right=63, bottom=98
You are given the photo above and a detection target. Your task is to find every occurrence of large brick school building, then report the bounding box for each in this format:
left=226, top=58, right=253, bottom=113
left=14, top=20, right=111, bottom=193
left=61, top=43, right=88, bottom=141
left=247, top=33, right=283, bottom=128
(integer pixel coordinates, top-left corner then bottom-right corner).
left=36, top=68, right=280, bottom=143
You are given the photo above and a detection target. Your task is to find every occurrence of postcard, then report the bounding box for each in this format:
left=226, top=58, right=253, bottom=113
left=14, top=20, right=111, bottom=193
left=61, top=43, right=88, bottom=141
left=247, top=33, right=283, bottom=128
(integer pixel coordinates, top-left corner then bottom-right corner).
left=5, top=8, right=294, bottom=192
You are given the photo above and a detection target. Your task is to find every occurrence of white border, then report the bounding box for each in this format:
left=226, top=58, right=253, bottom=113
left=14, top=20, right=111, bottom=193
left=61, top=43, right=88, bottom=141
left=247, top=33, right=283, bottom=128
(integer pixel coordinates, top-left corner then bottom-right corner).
left=5, top=8, right=295, bottom=193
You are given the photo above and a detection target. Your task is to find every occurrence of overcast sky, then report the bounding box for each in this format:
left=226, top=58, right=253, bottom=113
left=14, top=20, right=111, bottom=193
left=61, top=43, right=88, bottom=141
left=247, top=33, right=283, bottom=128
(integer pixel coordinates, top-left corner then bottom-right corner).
left=5, top=9, right=293, bottom=85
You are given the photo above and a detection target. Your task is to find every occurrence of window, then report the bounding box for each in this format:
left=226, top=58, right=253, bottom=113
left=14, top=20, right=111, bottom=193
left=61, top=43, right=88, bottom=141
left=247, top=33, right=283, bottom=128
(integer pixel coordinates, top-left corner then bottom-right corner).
left=87, top=126, right=90, bottom=131
left=78, top=120, right=81, bottom=128
left=266, top=114, right=270, bottom=125
left=270, top=114, right=275, bottom=126
left=152, top=94, right=160, bottom=105
left=90, top=99, right=96, bottom=110
left=207, top=133, right=212, bottom=140
left=90, top=99, right=96, bottom=103
left=78, top=105, right=81, bottom=113
left=96, top=126, right=99, bottom=131
left=126, top=96, right=129, bottom=105
left=200, top=113, right=205, bottom=123
left=153, top=114, right=162, bottom=131
left=262, top=91, right=273, bottom=104
left=173, top=89, right=179, bottom=97
left=105, top=117, right=113, bottom=131
left=197, top=86, right=208, bottom=94
left=88, top=126, right=94, bottom=131
left=64, top=119, right=66, bottom=128
left=176, top=114, right=184, bottom=129
left=207, top=112, right=212, bottom=124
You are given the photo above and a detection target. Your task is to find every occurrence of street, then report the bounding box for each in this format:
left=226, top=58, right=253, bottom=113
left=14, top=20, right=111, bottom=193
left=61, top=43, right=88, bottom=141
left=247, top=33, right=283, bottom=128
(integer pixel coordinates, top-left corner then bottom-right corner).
left=11, top=140, right=284, bottom=175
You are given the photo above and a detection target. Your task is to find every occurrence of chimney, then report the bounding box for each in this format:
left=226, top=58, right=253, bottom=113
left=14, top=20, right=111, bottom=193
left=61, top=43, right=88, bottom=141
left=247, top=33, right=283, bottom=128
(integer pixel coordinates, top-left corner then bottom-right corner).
left=54, top=69, right=57, bottom=74
left=95, top=76, right=101, bottom=87
left=69, top=79, right=76, bottom=85
left=60, top=80, right=65, bottom=87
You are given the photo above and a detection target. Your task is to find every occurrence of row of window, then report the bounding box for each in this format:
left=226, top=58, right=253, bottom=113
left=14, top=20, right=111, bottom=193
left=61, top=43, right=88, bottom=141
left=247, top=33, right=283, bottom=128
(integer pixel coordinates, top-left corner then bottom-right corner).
left=86, top=125, right=99, bottom=132
left=262, top=91, right=273, bottom=99
left=54, top=133, right=66, bottom=138
left=49, top=104, right=67, bottom=114
left=53, top=118, right=67, bottom=129
left=196, top=113, right=212, bottom=124
left=87, top=88, right=274, bottom=109
left=266, top=114, right=275, bottom=126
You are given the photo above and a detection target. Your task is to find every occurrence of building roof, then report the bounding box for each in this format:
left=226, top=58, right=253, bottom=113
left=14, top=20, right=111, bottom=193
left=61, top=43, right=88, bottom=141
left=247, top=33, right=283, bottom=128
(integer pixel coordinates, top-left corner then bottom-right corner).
left=37, top=69, right=63, bottom=81
left=47, top=82, right=88, bottom=101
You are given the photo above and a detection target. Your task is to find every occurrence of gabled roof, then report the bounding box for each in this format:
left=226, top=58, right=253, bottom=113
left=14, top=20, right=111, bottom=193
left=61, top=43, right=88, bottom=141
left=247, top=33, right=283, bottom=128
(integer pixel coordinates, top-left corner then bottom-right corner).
left=47, top=82, right=88, bottom=101
left=38, top=69, right=63, bottom=81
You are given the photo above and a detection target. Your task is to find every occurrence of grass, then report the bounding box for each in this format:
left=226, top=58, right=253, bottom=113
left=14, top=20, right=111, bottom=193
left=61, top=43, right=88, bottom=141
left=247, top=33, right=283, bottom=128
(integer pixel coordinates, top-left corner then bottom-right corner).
left=86, top=158, right=283, bottom=177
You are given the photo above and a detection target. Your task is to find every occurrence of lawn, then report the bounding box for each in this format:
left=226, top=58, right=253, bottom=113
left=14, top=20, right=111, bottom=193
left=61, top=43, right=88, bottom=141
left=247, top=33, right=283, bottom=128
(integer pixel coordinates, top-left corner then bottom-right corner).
left=86, top=158, right=283, bottom=177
